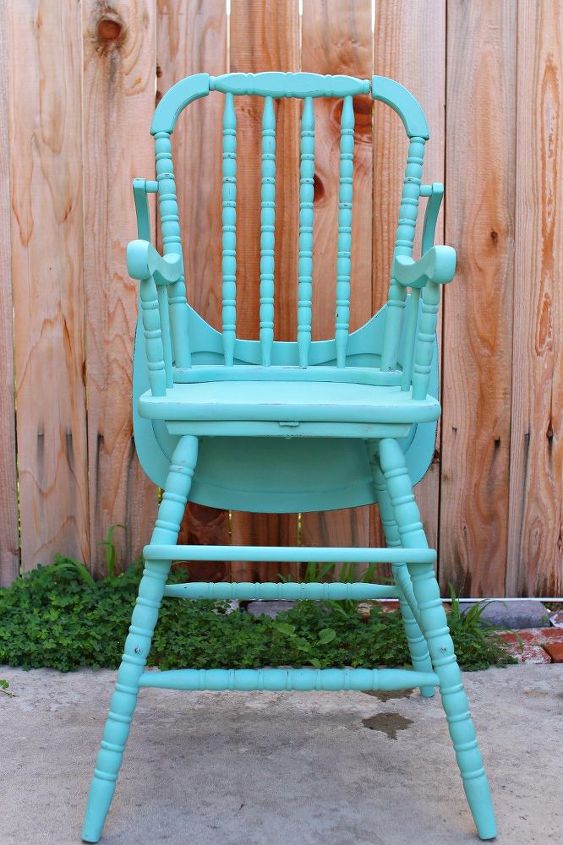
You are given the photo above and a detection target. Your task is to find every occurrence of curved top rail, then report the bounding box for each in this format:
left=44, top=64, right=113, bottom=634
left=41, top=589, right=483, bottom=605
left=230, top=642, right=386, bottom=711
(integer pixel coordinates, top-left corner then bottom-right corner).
left=151, top=72, right=210, bottom=135
left=210, top=72, right=371, bottom=99
left=371, top=76, right=429, bottom=139
left=150, top=71, right=428, bottom=140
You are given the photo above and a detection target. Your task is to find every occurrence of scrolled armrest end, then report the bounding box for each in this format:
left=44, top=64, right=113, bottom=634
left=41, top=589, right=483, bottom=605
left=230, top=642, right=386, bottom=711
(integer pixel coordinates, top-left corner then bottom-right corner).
left=127, top=239, right=183, bottom=285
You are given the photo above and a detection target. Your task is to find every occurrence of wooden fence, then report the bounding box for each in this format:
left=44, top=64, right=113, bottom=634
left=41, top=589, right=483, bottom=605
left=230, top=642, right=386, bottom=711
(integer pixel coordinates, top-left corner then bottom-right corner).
left=1, top=0, right=561, bottom=596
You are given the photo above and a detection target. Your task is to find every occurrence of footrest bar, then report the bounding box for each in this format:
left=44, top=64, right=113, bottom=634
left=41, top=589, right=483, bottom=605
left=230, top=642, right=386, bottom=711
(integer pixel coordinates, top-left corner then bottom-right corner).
left=144, top=544, right=436, bottom=564
left=163, top=581, right=398, bottom=601
left=139, top=667, right=439, bottom=692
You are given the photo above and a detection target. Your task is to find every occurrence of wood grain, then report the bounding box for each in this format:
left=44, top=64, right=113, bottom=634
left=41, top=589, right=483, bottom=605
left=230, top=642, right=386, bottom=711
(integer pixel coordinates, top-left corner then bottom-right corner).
left=300, top=0, right=374, bottom=561
left=373, top=0, right=446, bottom=555
left=82, top=0, right=157, bottom=575
left=0, top=2, right=19, bottom=585
left=440, top=0, right=516, bottom=596
left=507, top=0, right=562, bottom=596
left=157, top=0, right=230, bottom=576
left=228, top=0, right=300, bottom=581
left=9, top=0, right=90, bottom=570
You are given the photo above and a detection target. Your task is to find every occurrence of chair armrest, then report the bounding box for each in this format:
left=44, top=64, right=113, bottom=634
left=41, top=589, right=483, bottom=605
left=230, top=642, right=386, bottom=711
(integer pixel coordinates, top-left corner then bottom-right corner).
left=127, top=239, right=183, bottom=285
left=392, top=245, right=456, bottom=289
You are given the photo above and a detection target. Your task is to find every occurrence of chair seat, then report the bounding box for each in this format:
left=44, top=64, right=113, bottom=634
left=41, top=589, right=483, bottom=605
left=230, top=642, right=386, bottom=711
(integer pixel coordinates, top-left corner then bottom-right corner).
left=138, top=379, right=440, bottom=425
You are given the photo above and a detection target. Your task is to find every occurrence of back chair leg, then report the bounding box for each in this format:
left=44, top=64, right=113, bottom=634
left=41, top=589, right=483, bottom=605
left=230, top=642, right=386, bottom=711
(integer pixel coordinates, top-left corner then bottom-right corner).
left=379, top=438, right=496, bottom=841
left=370, top=451, right=435, bottom=697
left=82, top=435, right=199, bottom=844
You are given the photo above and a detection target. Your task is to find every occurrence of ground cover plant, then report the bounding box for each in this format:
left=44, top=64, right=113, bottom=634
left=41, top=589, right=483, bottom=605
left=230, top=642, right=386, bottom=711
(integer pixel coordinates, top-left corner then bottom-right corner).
left=0, top=558, right=515, bottom=673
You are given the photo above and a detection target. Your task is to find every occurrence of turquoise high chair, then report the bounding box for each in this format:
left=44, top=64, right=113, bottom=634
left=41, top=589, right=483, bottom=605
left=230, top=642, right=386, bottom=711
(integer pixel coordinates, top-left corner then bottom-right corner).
left=82, top=72, right=496, bottom=842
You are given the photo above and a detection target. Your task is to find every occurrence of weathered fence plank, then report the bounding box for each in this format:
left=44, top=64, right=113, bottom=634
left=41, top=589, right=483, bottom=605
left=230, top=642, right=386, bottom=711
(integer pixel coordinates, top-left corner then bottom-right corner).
left=82, top=0, right=158, bottom=575
left=229, top=0, right=300, bottom=582
left=157, top=0, right=231, bottom=580
left=440, top=0, right=516, bottom=596
left=0, top=2, right=19, bottom=586
left=9, top=0, right=90, bottom=570
left=373, top=0, right=446, bottom=555
left=300, top=0, right=374, bottom=560
left=507, top=0, right=563, bottom=596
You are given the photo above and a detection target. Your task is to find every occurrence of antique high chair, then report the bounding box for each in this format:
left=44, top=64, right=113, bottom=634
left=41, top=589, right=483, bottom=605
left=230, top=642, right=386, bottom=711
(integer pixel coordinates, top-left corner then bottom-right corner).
left=82, top=73, right=496, bottom=842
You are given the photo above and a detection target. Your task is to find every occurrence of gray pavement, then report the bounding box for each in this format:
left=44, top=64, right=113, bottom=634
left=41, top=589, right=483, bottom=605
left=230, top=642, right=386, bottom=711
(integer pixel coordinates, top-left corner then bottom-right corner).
left=1, top=664, right=561, bottom=844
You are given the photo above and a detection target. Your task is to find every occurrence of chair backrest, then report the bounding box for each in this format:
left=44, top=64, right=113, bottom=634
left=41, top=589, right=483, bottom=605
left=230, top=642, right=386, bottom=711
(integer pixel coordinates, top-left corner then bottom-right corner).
left=133, top=73, right=442, bottom=507
left=140, top=72, right=441, bottom=399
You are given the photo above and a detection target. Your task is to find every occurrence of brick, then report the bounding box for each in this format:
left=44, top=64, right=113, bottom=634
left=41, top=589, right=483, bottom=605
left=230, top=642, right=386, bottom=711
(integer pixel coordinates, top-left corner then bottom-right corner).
left=543, top=642, right=563, bottom=663
left=498, top=628, right=563, bottom=645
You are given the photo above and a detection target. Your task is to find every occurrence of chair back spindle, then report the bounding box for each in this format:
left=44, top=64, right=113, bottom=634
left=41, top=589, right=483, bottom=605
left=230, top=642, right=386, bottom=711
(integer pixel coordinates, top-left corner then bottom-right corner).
left=335, top=95, right=355, bottom=367
left=154, top=130, right=191, bottom=368
left=380, top=136, right=426, bottom=371
left=221, top=92, right=237, bottom=366
left=260, top=96, right=276, bottom=366
left=297, top=96, right=315, bottom=368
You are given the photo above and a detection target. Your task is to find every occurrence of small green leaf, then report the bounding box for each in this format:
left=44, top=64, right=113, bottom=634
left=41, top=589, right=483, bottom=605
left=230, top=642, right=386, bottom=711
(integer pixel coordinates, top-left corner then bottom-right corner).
left=274, top=622, right=295, bottom=636
left=318, top=628, right=337, bottom=644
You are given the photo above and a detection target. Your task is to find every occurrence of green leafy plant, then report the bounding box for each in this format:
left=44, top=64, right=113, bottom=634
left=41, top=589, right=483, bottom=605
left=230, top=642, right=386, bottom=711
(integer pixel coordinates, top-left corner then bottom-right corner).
left=0, top=563, right=515, bottom=673
left=0, top=679, right=14, bottom=696
left=50, top=554, right=95, bottom=587
left=101, top=523, right=125, bottom=578
left=446, top=586, right=515, bottom=671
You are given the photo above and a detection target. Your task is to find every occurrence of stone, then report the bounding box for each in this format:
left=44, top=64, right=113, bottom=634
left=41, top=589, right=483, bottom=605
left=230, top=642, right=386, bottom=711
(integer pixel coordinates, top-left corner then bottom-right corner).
left=460, top=599, right=549, bottom=629
left=245, top=600, right=296, bottom=618
left=549, top=610, right=563, bottom=628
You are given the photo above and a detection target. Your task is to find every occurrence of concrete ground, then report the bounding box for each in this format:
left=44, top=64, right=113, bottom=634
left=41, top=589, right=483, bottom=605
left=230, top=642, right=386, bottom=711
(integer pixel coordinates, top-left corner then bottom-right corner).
left=0, top=664, right=561, bottom=845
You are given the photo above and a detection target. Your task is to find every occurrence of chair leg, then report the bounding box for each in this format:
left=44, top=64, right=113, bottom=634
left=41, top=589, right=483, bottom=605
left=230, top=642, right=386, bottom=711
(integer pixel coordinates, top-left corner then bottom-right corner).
left=82, top=435, right=198, bottom=844
left=370, top=452, right=435, bottom=697
left=379, top=438, right=496, bottom=841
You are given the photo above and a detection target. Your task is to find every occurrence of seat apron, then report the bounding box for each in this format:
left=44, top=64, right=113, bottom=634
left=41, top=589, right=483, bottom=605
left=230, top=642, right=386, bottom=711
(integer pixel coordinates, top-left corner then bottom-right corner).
left=132, top=305, right=439, bottom=513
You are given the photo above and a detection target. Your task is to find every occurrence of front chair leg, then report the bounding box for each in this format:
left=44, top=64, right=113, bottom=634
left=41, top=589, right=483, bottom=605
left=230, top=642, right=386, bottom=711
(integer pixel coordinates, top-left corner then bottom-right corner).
left=369, top=447, right=434, bottom=697
left=379, top=438, right=496, bottom=841
left=82, top=435, right=198, bottom=844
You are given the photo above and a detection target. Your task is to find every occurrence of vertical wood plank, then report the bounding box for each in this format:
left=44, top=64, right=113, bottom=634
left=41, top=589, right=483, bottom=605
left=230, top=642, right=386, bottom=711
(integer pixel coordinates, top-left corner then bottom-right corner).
left=373, top=1, right=446, bottom=556
left=440, top=0, right=516, bottom=596
left=9, top=0, right=89, bottom=570
left=83, top=0, right=157, bottom=574
left=157, top=0, right=231, bottom=577
left=507, top=0, right=563, bottom=596
left=0, top=2, right=19, bottom=585
left=300, top=0, right=374, bottom=558
left=229, top=0, right=300, bottom=581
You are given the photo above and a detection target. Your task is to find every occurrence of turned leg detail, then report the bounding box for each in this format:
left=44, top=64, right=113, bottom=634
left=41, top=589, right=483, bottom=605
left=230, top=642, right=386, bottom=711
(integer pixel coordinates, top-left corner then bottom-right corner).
left=370, top=449, right=434, bottom=697
left=378, top=438, right=496, bottom=841
left=82, top=436, right=198, bottom=844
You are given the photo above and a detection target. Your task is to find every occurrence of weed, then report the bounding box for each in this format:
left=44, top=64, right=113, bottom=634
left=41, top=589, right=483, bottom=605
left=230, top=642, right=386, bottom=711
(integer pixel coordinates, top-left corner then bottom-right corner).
left=0, top=563, right=515, bottom=673
left=101, top=524, right=125, bottom=578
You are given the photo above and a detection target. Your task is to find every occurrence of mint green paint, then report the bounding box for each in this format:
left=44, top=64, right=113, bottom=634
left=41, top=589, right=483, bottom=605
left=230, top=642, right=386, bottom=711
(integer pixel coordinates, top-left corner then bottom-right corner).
left=260, top=96, right=276, bottom=365
left=83, top=72, right=496, bottom=843
left=378, top=438, right=496, bottom=839
left=371, top=75, right=429, bottom=139
left=335, top=94, right=354, bottom=367
left=370, top=455, right=434, bottom=697
left=381, top=135, right=426, bottom=371
left=132, top=305, right=440, bottom=510
left=143, top=543, right=437, bottom=564
left=221, top=93, right=237, bottom=365
left=163, top=581, right=397, bottom=600
left=154, top=131, right=191, bottom=367
left=138, top=667, right=439, bottom=692
left=210, top=71, right=371, bottom=99
left=298, top=96, right=315, bottom=367
left=82, top=436, right=198, bottom=843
